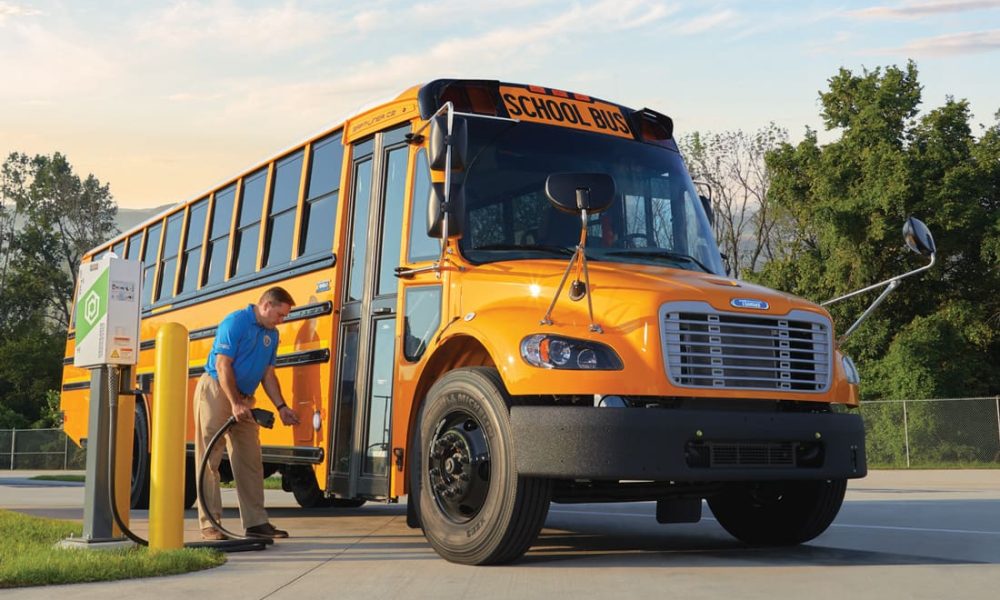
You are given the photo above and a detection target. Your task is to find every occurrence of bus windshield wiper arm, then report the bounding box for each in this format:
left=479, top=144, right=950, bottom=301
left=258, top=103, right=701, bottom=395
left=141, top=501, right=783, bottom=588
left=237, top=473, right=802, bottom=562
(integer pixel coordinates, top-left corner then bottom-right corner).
left=474, top=244, right=576, bottom=256
left=606, top=249, right=712, bottom=273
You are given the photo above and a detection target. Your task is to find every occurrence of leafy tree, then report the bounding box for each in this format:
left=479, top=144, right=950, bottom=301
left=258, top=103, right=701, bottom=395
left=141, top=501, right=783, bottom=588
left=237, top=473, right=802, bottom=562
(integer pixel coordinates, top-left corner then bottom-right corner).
left=755, top=61, right=1000, bottom=402
left=0, top=152, right=118, bottom=428
left=680, top=124, right=789, bottom=276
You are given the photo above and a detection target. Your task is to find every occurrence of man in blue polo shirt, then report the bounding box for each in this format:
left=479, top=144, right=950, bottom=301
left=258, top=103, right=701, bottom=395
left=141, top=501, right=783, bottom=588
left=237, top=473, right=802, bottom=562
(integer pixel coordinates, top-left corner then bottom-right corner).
left=195, top=286, right=300, bottom=540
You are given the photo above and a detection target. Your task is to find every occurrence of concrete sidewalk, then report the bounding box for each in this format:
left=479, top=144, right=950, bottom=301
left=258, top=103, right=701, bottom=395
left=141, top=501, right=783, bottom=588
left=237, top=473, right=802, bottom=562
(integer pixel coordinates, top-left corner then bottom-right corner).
left=3, top=469, right=1000, bottom=599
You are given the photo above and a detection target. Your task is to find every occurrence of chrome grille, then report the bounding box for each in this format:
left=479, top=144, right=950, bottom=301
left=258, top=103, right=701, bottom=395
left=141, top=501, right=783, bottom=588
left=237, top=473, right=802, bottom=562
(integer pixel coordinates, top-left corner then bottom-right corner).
left=661, top=302, right=831, bottom=392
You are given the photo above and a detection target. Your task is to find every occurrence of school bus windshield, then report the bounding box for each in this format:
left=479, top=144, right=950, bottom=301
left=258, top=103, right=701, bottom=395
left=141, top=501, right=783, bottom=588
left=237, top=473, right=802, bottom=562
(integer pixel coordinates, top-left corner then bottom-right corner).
left=457, top=118, right=726, bottom=275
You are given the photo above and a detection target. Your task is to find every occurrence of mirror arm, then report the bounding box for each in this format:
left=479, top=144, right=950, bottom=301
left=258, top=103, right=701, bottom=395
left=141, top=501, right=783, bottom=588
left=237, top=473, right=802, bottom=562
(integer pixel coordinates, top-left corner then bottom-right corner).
left=822, top=252, right=936, bottom=342
left=821, top=252, right=936, bottom=306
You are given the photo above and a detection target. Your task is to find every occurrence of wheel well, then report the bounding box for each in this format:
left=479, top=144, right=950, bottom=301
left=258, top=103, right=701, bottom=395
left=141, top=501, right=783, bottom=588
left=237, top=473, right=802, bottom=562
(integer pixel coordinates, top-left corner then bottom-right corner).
left=405, top=335, right=496, bottom=493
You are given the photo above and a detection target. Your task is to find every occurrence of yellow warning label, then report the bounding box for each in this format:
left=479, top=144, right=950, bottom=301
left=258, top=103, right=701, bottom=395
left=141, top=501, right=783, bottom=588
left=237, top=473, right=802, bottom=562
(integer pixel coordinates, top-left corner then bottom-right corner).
left=500, top=86, right=633, bottom=139
left=110, top=350, right=120, bottom=359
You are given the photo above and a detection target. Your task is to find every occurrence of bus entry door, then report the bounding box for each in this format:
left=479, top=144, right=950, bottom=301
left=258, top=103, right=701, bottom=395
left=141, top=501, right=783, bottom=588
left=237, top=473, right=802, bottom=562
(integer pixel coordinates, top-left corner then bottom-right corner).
left=330, top=124, right=410, bottom=499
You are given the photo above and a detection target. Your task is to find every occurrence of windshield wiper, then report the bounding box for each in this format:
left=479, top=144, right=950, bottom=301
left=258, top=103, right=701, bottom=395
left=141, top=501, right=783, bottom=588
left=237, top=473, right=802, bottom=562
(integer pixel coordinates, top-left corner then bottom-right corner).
left=473, top=243, right=576, bottom=256
left=605, top=249, right=712, bottom=273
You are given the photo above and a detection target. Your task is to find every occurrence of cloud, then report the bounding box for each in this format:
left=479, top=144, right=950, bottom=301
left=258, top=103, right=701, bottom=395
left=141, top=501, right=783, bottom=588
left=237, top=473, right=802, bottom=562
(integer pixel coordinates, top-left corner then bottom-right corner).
left=0, top=20, right=119, bottom=101
left=333, top=0, right=678, bottom=95
left=849, top=0, right=1000, bottom=19
left=135, top=0, right=336, bottom=53
left=889, top=28, right=1000, bottom=55
left=674, top=9, right=738, bottom=35
left=0, top=2, right=41, bottom=25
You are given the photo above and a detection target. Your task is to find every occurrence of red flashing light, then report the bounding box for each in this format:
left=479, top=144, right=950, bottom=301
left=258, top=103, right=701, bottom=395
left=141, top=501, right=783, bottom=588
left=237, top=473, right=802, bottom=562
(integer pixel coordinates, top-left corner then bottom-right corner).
left=528, top=85, right=547, bottom=94
left=551, top=88, right=569, bottom=98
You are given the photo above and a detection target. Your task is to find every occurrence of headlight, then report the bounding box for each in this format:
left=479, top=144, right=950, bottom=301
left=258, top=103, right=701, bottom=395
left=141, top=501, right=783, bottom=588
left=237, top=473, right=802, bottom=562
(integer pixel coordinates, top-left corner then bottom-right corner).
left=842, top=355, right=860, bottom=385
left=520, top=334, right=623, bottom=370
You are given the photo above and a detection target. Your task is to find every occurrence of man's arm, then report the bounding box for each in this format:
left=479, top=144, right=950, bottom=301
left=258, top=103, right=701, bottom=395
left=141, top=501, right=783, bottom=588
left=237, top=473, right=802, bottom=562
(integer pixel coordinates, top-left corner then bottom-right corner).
left=262, top=365, right=300, bottom=426
left=215, top=354, right=254, bottom=424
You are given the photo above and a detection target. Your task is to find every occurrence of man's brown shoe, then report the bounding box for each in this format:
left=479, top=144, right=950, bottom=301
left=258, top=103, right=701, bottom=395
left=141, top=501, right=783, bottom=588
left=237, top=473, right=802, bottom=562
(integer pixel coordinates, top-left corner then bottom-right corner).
left=201, top=526, right=227, bottom=541
left=246, top=523, right=289, bottom=538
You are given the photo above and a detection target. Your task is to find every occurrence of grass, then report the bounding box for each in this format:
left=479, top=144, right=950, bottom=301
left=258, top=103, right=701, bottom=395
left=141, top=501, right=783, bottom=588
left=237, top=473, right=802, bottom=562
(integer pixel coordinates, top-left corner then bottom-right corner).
left=30, top=474, right=85, bottom=482
left=0, top=510, right=225, bottom=589
left=221, top=474, right=284, bottom=490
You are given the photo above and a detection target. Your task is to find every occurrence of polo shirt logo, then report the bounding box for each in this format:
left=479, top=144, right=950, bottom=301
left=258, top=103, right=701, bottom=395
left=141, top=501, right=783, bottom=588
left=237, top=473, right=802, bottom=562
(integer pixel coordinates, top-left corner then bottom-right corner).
left=263, top=336, right=271, bottom=347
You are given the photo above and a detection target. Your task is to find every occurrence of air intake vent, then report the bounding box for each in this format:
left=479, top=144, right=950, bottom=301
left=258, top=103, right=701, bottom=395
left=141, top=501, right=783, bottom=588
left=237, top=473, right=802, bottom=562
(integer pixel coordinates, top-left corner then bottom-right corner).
left=661, top=302, right=831, bottom=392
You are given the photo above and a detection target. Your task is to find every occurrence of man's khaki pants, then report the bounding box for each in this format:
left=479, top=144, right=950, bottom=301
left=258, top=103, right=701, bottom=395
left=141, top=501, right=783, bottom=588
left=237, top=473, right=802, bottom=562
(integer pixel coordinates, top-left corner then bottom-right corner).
left=194, top=373, right=268, bottom=531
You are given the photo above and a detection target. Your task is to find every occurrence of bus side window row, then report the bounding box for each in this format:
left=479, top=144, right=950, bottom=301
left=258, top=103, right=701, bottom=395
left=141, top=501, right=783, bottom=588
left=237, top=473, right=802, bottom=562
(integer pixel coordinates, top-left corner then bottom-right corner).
left=95, top=131, right=344, bottom=309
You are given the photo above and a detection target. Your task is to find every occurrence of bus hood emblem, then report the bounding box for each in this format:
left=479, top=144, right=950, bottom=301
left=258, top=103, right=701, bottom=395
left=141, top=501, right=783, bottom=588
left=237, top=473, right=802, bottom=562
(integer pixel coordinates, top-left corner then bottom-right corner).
left=731, top=298, right=769, bottom=310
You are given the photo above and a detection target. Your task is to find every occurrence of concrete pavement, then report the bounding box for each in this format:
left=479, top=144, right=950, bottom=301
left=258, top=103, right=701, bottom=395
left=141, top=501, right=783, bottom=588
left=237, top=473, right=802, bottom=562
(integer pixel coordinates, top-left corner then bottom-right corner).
left=2, top=469, right=1000, bottom=599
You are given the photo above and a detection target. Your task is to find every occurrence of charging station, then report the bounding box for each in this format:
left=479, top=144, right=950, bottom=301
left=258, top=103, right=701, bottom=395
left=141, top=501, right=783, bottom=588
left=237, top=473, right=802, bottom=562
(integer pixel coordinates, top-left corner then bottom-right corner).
left=61, top=255, right=141, bottom=549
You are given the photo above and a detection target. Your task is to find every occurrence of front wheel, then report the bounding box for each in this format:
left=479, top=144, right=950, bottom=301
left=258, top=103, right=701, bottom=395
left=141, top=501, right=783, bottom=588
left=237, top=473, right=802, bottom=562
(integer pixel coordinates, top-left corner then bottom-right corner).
left=415, top=367, right=551, bottom=565
left=708, top=479, right=847, bottom=546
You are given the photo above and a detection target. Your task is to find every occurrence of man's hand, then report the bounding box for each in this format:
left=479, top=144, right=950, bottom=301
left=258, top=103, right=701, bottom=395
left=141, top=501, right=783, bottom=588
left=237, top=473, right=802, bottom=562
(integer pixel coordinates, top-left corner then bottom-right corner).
left=231, top=399, right=255, bottom=424
left=277, top=405, right=300, bottom=426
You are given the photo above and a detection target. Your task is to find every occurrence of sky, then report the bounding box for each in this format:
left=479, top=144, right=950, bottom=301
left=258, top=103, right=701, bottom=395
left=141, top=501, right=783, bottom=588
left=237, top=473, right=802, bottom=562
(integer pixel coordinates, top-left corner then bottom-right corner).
left=1, top=0, right=999, bottom=209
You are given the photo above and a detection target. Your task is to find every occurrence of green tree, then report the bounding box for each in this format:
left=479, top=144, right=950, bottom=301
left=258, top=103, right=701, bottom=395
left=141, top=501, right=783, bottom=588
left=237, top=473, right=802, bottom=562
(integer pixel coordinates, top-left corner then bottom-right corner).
left=0, top=152, right=118, bottom=427
left=756, top=61, right=1000, bottom=401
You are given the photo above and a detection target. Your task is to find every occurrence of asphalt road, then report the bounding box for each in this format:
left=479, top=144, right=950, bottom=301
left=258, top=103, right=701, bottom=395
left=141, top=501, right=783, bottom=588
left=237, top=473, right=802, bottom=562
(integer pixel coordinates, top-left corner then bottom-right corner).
left=2, top=469, right=998, bottom=599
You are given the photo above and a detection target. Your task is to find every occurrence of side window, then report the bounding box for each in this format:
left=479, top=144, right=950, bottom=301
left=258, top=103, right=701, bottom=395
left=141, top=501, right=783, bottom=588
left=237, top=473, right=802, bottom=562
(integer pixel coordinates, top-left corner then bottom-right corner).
left=156, top=212, right=183, bottom=302
left=376, top=144, right=408, bottom=296
left=111, top=240, right=125, bottom=259
left=203, top=185, right=235, bottom=286
left=179, top=199, right=208, bottom=294
left=300, top=133, right=343, bottom=257
left=141, top=222, right=162, bottom=307
left=407, top=150, right=437, bottom=262
left=263, top=151, right=302, bottom=268
left=232, top=169, right=266, bottom=278
left=403, top=286, right=441, bottom=362
left=126, top=232, right=143, bottom=260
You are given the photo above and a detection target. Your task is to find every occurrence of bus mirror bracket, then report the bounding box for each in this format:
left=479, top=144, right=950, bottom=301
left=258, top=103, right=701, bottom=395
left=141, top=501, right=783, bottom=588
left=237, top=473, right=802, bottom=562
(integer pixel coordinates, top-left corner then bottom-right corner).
left=821, top=216, right=937, bottom=342
left=540, top=172, right=616, bottom=333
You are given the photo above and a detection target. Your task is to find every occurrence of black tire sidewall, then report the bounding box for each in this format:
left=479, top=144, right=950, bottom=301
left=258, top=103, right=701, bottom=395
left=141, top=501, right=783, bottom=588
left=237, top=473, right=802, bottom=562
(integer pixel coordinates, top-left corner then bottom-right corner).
left=417, top=368, right=517, bottom=563
left=131, top=401, right=150, bottom=509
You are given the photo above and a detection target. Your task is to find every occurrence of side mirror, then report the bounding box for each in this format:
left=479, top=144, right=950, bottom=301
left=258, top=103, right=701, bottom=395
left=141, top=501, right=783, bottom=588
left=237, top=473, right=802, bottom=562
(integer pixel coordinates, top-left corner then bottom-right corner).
left=428, top=115, right=467, bottom=171
left=903, top=216, right=936, bottom=257
left=544, top=172, right=615, bottom=215
left=427, top=183, right=465, bottom=239
left=699, top=194, right=714, bottom=227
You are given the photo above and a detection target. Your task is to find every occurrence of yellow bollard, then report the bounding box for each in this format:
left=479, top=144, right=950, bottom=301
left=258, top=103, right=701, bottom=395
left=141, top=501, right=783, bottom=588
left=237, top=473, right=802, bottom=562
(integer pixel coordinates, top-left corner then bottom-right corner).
left=149, top=323, right=189, bottom=550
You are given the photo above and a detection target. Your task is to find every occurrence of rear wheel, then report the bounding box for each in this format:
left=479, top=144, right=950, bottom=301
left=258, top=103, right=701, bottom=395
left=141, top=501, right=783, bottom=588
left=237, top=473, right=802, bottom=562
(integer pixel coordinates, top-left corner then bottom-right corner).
left=130, top=401, right=150, bottom=509
left=285, top=465, right=365, bottom=508
left=708, top=479, right=847, bottom=546
left=415, top=367, right=551, bottom=565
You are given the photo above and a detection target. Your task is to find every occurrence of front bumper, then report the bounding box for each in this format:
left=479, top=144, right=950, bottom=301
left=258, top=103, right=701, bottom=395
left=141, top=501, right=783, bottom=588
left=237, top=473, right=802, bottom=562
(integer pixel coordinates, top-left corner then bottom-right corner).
left=511, top=406, right=866, bottom=481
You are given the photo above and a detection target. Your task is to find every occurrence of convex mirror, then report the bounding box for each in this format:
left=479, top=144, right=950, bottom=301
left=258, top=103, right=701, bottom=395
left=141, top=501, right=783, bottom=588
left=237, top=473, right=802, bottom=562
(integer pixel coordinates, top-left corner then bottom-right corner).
left=903, top=216, right=936, bottom=257
left=544, top=172, right=616, bottom=215
left=428, top=115, right=467, bottom=171
left=427, top=183, right=465, bottom=238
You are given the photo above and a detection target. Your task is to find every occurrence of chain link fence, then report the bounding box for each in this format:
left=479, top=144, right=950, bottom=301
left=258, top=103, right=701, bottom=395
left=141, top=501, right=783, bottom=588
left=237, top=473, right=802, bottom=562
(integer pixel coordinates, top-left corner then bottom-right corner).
left=860, top=397, right=1000, bottom=468
left=0, top=428, right=86, bottom=470
left=3, top=397, right=1000, bottom=471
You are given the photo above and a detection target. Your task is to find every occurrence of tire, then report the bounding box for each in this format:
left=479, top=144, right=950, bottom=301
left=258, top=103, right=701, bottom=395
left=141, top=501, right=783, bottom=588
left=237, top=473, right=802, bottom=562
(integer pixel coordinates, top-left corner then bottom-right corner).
left=708, top=478, right=847, bottom=546
left=183, top=456, right=197, bottom=510
left=130, top=401, right=150, bottom=509
left=285, top=465, right=366, bottom=509
left=415, top=367, right=551, bottom=565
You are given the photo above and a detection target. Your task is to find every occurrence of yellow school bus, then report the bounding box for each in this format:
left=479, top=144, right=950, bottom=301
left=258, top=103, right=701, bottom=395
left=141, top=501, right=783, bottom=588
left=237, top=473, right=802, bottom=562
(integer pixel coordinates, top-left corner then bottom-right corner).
left=62, top=79, right=869, bottom=564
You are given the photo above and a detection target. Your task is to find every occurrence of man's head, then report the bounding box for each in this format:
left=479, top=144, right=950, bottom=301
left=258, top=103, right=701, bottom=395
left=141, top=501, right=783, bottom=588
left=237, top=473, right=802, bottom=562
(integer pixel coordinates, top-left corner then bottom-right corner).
left=256, top=287, right=295, bottom=329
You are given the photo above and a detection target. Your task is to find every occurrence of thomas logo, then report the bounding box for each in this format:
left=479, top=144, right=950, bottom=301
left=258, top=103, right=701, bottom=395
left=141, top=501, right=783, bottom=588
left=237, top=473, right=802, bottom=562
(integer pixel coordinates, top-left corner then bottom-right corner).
left=731, top=298, right=769, bottom=310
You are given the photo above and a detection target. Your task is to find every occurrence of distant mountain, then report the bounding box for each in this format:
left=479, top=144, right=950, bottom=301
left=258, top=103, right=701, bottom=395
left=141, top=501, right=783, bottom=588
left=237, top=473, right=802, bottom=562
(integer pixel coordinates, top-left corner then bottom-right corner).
left=115, top=203, right=174, bottom=235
